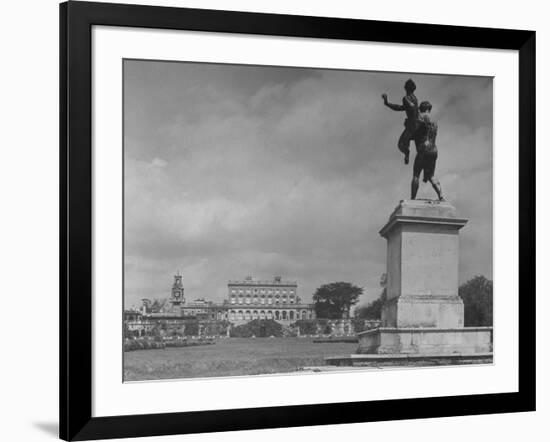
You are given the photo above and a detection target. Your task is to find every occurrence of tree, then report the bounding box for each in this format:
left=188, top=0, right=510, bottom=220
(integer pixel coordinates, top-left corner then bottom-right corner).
left=150, top=299, right=164, bottom=313
left=313, top=282, right=363, bottom=319
left=354, top=288, right=387, bottom=320
left=459, top=275, right=493, bottom=326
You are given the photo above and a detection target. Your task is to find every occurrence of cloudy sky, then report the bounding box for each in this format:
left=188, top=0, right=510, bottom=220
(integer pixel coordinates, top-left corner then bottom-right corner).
left=123, top=59, right=493, bottom=309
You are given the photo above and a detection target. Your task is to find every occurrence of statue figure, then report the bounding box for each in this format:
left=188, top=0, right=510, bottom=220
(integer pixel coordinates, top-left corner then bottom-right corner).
left=382, top=80, right=444, bottom=201
left=411, top=101, right=444, bottom=201
left=382, top=78, right=419, bottom=165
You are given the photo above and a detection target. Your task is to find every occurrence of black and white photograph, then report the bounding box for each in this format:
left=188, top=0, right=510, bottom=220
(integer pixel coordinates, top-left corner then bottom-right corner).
left=123, top=60, right=494, bottom=381
left=0, top=0, right=542, bottom=440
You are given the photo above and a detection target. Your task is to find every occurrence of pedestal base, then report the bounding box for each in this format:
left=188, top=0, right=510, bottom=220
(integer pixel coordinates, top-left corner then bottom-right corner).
left=357, top=327, right=493, bottom=355
left=324, top=352, right=493, bottom=368
left=382, top=295, right=464, bottom=328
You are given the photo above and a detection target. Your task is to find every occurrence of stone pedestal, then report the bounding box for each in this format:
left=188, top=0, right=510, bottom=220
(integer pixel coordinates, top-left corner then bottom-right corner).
left=357, top=199, right=492, bottom=355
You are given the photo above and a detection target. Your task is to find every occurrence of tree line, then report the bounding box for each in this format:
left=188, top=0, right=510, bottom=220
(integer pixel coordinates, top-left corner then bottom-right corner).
left=313, top=275, right=493, bottom=327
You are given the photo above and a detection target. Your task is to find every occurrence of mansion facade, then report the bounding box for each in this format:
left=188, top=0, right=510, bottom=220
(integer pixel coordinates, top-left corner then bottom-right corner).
left=131, top=274, right=316, bottom=326
left=225, top=276, right=315, bottom=324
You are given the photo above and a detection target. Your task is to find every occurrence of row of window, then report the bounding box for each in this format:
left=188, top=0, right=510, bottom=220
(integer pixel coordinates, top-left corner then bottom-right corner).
left=230, top=297, right=297, bottom=305
left=228, top=310, right=312, bottom=321
left=230, top=289, right=296, bottom=296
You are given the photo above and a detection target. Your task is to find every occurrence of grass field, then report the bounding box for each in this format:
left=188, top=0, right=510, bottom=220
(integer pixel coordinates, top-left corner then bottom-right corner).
left=124, top=337, right=356, bottom=381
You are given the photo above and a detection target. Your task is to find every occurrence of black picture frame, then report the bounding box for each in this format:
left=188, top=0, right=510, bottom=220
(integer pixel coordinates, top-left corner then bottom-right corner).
left=60, top=1, right=536, bottom=440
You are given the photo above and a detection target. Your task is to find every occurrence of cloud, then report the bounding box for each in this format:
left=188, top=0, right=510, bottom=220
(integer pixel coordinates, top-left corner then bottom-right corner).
left=151, top=157, right=168, bottom=168
left=123, top=60, right=493, bottom=308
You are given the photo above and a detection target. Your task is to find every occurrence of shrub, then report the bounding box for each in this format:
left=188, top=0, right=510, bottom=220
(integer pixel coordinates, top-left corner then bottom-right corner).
left=183, top=320, right=199, bottom=336
left=124, top=338, right=166, bottom=352
left=230, top=319, right=283, bottom=338
left=164, top=339, right=215, bottom=348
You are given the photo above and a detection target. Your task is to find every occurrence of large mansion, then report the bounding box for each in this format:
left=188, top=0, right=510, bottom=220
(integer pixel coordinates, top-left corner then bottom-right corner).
left=129, top=273, right=316, bottom=326
left=225, top=276, right=315, bottom=323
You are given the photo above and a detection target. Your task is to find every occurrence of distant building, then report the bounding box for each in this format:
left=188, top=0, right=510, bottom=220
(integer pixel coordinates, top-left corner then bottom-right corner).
left=180, top=298, right=218, bottom=320
left=225, top=275, right=316, bottom=324
left=139, top=273, right=316, bottom=325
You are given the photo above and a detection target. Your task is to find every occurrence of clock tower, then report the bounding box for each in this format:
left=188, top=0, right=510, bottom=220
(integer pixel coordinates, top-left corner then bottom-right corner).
left=170, top=271, right=185, bottom=306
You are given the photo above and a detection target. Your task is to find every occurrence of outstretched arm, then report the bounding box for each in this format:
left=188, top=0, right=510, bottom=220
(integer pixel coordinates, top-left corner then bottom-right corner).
left=382, top=93, right=405, bottom=111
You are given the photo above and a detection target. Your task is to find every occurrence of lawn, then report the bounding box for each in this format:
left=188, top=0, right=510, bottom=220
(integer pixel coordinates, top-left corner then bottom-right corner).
left=124, top=337, right=357, bottom=381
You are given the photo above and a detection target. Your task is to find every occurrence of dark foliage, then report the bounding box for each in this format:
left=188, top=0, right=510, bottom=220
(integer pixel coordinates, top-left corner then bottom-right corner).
left=124, top=338, right=215, bottom=352
left=124, top=338, right=165, bottom=352
left=354, top=288, right=387, bottom=320
left=459, top=275, right=493, bottom=326
left=229, top=319, right=283, bottom=338
left=183, top=321, right=199, bottom=336
left=313, top=282, right=363, bottom=319
left=149, top=299, right=165, bottom=313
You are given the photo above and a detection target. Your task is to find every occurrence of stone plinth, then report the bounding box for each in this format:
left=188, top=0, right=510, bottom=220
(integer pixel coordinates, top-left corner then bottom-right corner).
left=357, top=327, right=493, bottom=354
left=380, top=199, right=467, bottom=329
left=356, top=199, right=493, bottom=356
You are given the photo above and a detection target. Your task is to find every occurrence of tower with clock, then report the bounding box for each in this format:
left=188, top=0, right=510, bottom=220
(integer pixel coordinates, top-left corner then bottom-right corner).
left=170, top=271, right=185, bottom=306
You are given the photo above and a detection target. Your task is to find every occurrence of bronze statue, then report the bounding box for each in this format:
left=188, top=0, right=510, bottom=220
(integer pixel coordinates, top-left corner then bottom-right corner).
left=412, top=101, right=444, bottom=201
left=382, top=81, right=444, bottom=201
left=382, top=78, right=419, bottom=165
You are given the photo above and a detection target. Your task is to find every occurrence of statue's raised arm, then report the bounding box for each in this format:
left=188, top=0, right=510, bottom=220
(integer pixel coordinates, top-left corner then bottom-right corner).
left=382, top=93, right=405, bottom=111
